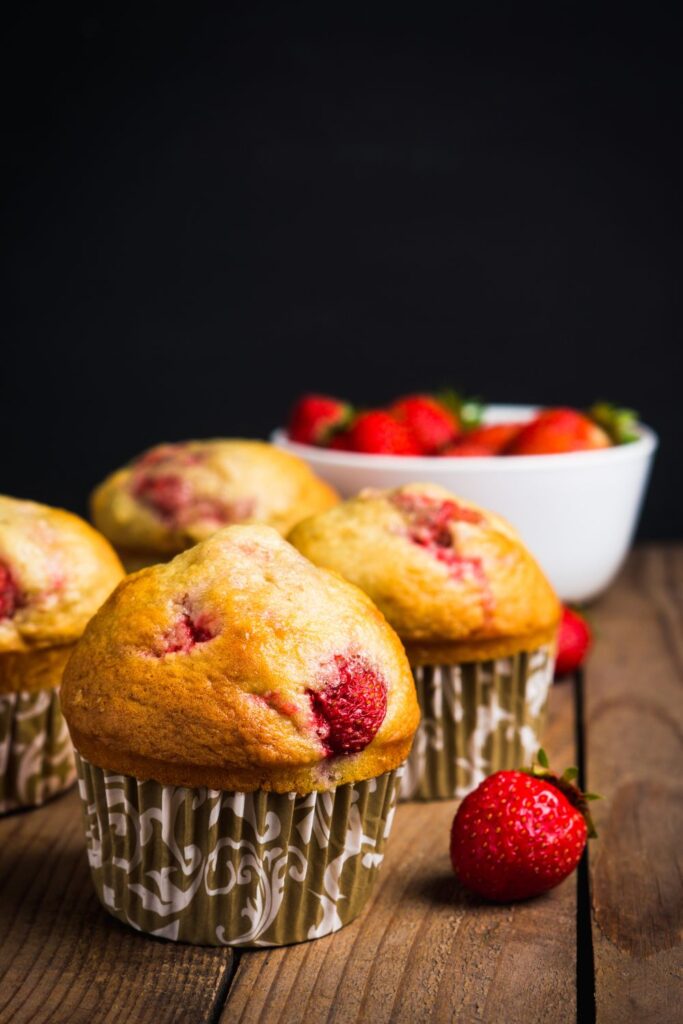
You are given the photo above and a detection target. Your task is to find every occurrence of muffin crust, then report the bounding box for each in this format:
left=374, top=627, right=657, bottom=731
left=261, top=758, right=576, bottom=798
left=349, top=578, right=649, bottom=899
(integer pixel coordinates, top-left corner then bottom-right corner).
left=0, top=495, right=124, bottom=659
left=91, top=439, right=338, bottom=558
left=62, top=525, right=419, bottom=792
left=289, top=483, right=560, bottom=660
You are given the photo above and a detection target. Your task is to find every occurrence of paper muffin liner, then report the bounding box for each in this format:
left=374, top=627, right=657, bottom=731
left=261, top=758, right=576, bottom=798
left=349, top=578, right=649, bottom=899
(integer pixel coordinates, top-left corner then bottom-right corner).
left=75, top=755, right=403, bottom=947
left=399, top=646, right=554, bottom=802
left=0, top=687, right=77, bottom=813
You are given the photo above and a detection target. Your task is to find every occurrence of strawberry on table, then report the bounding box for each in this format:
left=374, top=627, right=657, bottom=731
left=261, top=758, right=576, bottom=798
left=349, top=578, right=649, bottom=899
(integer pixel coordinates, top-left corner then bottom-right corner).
left=345, top=410, right=422, bottom=455
left=288, top=394, right=352, bottom=446
left=450, top=751, right=596, bottom=902
left=506, top=408, right=611, bottom=455
left=390, top=394, right=461, bottom=454
left=555, top=605, right=592, bottom=677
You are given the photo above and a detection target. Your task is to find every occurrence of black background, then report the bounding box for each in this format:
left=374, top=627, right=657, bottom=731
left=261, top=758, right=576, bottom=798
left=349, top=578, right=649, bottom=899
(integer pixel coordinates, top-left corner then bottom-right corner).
left=3, top=4, right=681, bottom=536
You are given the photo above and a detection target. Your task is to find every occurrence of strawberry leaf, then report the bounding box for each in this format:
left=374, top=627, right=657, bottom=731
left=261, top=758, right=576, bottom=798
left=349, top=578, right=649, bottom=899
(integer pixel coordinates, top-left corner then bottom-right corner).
left=436, top=389, right=485, bottom=430
left=588, top=402, right=640, bottom=445
left=523, top=752, right=600, bottom=839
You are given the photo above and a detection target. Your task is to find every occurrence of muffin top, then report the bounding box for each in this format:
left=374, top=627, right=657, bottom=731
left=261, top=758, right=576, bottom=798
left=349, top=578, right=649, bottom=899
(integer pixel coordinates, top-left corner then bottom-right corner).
left=62, top=525, right=419, bottom=793
left=0, top=495, right=124, bottom=654
left=91, top=439, right=339, bottom=557
left=288, top=483, right=560, bottom=664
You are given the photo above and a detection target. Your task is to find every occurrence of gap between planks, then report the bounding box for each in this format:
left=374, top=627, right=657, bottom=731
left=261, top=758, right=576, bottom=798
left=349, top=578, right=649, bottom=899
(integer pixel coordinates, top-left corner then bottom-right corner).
left=0, top=791, right=235, bottom=1024
left=584, top=545, right=683, bottom=1024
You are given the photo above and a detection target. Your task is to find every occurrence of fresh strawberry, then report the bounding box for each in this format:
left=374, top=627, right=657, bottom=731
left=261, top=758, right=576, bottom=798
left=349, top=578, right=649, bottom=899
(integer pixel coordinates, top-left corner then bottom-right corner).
left=390, top=394, right=460, bottom=454
left=555, top=606, right=592, bottom=677
left=464, top=422, right=525, bottom=453
left=441, top=441, right=494, bottom=457
left=441, top=422, right=524, bottom=456
left=506, top=408, right=611, bottom=455
left=450, top=751, right=596, bottom=901
left=328, top=431, right=353, bottom=451
left=345, top=411, right=422, bottom=455
left=288, top=394, right=353, bottom=446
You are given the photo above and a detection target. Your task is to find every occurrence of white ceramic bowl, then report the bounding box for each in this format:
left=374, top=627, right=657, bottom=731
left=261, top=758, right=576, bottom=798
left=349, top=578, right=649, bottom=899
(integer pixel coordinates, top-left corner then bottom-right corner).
left=272, top=405, right=658, bottom=602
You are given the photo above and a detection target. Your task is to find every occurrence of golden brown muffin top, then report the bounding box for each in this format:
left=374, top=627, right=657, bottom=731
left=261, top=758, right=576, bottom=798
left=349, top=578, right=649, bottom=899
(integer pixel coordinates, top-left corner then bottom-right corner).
left=0, top=495, right=124, bottom=654
left=91, top=439, right=338, bottom=557
left=288, top=483, right=560, bottom=664
left=62, top=525, right=419, bottom=793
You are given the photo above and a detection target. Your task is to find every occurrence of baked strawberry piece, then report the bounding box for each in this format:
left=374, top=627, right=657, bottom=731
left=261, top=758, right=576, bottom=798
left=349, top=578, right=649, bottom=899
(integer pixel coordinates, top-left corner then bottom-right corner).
left=309, top=654, right=388, bottom=755
left=450, top=752, right=595, bottom=901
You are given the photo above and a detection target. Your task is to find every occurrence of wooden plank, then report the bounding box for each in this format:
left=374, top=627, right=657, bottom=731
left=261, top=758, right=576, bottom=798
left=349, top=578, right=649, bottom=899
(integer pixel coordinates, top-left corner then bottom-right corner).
left=222, top=679, right=578, bottom=1024
left=0, top=787, right=234, bottom=1024
left=586, top=544, right=683, bottom=1024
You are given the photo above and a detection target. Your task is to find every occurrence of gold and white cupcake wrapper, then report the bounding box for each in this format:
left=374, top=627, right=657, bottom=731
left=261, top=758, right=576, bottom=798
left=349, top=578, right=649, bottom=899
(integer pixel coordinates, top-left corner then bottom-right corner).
left=76, top=756, right=403, bottom=947
left=399, top=646, right=554, bottom=802
left=0, top=688, right=77, bottom=813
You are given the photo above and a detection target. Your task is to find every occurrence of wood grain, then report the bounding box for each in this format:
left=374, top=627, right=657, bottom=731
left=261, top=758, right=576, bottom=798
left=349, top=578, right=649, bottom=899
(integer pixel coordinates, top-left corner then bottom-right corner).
left=586, top=545, right=683, bottom=1024
left=221, top=681, right=578, bottom=1024
left=4, top=545, right=679, bottom=1024
left=0, top=788, right=233, bottom=1024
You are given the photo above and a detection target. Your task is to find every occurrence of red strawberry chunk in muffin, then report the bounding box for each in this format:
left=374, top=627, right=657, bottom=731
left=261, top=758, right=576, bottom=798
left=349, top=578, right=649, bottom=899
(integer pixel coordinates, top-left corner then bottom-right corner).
left=157, top=608, right=216, bottom=655
left=308, top=654, right=388, bottom=756
left=0, top=562, right=20, bottom=620
left=254, top=691, right=300, bottom=717
left=133, top=473, right=194, bottom=523
left=135, top=443, right=205, bottom=469
left=391, top=493, right=494, bottom=615
left=131, top=454, right=255, bottom=530
left=392, top=492, right=482, bottom=544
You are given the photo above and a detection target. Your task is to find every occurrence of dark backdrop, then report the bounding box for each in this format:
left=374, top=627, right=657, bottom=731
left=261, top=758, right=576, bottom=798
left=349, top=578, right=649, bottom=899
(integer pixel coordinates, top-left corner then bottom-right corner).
left=3, top=4, right=681, bottom=536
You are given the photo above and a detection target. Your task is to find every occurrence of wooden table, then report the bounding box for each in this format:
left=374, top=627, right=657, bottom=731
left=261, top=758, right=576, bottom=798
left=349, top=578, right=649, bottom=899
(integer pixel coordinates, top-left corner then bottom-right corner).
left=1, top=545, right=681, bottom=1023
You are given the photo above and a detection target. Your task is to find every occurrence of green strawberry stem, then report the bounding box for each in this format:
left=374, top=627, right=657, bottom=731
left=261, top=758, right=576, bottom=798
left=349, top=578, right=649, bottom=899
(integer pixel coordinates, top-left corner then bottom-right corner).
left=436, top=389, right=485, bottom=430
left=588, top=402, right=640, bottom=445
left=524, top=749, right=599, bottom=839
left=323, top=404, right=355, bottom=442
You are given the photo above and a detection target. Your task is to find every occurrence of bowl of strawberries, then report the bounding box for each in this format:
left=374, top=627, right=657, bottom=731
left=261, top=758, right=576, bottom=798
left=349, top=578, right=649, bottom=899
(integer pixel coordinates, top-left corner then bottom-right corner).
left=273, top=393, right=657, bottom=602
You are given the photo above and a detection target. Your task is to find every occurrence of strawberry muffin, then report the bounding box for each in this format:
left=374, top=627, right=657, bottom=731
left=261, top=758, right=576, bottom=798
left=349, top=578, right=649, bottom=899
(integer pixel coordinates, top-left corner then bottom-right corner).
left=91, top=439, right=339, bottom=570
left=0, top=495, right=123, bottom=812
left=289, top=484, right=561, bottom=800
left=61, top=525, right=418, bottom=946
